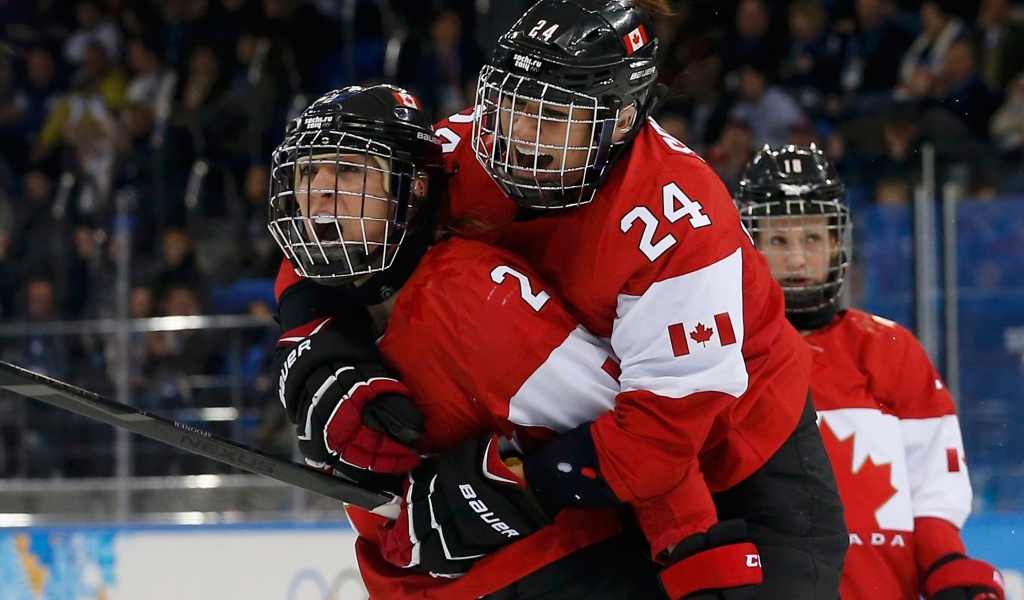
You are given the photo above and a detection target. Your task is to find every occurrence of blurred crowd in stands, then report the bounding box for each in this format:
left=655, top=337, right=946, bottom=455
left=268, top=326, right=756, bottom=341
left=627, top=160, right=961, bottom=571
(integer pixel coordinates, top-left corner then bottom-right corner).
left=1, top=0, right=1023, bottom=478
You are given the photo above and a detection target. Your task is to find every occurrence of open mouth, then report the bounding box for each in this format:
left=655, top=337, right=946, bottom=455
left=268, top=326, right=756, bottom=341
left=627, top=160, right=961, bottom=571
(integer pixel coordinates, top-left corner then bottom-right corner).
left=311, top=215, right=344, bottom=245
left=509, top=145, right=554, bottom=171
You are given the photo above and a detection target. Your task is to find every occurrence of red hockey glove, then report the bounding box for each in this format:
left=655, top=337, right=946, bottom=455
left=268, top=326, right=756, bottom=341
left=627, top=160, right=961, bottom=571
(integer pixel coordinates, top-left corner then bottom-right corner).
left=275, top=317, right=424, bottom=474
left=658, top=520, right=763, bottom=600
left=926, top=554, right=1005, bottom=600
left=378, top=434, right=551, bottom=577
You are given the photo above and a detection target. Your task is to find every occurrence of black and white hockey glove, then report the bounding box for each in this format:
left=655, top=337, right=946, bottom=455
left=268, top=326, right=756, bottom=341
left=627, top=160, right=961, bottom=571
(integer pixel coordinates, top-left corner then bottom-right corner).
left=925, top=554, right=1005, bottom=600
left=658, top=520, right=763, bottom=600
left=378, top=434, right=551, bottom=577
left=275, top=316, right=424, bottom=474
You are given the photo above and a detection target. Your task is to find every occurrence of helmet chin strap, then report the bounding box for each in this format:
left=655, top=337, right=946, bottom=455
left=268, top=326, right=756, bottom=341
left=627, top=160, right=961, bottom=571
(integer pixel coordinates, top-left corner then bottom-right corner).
left=786, top=302, right=839, bottom=332
left=342, top=226, right=431, bottom=306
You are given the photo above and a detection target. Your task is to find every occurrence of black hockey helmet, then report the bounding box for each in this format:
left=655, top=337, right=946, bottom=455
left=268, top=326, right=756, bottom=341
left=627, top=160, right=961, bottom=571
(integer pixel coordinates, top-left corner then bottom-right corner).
left=472, top=0, right=662, bottom=210
left=269, top=85, right=445, bottom=288
left=736, top=144, right=851, bottom=326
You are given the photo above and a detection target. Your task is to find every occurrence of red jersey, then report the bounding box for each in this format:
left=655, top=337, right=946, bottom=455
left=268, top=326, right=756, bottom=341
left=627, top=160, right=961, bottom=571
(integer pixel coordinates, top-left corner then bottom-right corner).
left=438, top=112, right=811, bottom=553
left=348, top=237, right=628, bottom=599
left=806, top=309, right=973, bottom=600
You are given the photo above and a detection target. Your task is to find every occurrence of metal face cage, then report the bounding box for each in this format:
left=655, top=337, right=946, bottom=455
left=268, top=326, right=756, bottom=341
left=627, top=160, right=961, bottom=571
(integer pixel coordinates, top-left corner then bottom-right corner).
left=472, top=65, right=622, bottom=210
left=269, top=128, right=413, bottom=282
left=740, top=198, right=852, bottom=314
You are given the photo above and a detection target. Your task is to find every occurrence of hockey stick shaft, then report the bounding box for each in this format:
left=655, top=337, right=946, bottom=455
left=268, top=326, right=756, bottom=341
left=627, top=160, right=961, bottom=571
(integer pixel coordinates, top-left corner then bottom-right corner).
left=0, top=361, right=400, bottom=518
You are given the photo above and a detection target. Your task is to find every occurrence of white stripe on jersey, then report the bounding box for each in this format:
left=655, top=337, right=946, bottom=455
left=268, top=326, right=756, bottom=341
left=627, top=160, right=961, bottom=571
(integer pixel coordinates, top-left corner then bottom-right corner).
left=612, top=248, right=748, bottom=399
left=901, top=414, right=972, bottom=528
left=507, top=326, right=618, bottom=432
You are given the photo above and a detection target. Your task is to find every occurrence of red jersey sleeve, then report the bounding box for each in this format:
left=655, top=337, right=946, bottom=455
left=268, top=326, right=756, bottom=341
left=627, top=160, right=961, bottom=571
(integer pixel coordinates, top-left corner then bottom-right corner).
left=852, top=312, right=972, bottom=557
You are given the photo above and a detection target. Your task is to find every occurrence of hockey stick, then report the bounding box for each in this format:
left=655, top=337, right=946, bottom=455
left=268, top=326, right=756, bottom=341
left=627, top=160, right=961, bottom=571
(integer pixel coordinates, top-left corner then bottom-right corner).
left=0, top=360, right=401, bottom=518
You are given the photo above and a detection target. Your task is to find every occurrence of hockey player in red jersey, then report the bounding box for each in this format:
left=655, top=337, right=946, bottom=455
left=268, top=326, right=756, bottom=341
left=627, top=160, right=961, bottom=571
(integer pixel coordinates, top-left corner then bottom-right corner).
left=269, top=84, right=666, bottom=599
left=272, top=1, right=848, bottom=598
left=406, top=0, right=847, bottom=597
left=737, top=144, right=1005, bottom=600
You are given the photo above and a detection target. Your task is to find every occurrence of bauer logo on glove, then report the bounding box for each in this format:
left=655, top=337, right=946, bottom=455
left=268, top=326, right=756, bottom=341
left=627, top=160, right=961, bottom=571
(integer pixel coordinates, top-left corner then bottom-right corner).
left=274, top=316, right=425, bottom=474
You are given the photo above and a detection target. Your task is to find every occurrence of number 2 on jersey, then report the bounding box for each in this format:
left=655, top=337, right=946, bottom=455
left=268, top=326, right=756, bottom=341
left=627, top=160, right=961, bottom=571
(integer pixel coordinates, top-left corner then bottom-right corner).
left=620, top=182, right=711, bottom=261
left=490, top=266, right=551, bottom=311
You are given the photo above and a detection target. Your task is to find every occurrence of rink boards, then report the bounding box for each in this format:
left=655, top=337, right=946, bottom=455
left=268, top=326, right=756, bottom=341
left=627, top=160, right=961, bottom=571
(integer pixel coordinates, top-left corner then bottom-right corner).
left=0, top=521, right=368, bottom=600
left=0, top=515, right=1021, bottom=599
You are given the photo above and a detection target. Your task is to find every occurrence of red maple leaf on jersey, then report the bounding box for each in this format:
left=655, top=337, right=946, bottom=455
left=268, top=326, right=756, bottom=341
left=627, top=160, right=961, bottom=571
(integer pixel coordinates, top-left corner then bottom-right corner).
left=819, top=419, right=898, bottom=530
left=690, top=323, right=714, bottom=347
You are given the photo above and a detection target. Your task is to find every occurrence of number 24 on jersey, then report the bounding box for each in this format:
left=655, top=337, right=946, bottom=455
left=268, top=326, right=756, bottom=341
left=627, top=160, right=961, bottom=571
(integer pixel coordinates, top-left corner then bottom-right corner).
left=620, top=182, right=711, bottom=262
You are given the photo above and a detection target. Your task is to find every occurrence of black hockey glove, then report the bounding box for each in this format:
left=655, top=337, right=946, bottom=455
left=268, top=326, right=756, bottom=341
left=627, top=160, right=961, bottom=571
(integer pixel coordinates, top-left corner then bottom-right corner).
left=925, top=554, right=1005, bottom=600
left=275, top=316, right=424, bottom=474
left=658, top=520, right=763, bottom=600
left=379, top=434, right=551, bottom=577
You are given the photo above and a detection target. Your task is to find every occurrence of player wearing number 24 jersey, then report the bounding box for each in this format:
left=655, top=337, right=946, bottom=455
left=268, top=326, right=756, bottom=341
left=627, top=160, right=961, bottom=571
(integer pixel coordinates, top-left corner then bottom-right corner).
left=442, top=109, right=808, bottom=541
left=434, top=100, right=848, bottom=598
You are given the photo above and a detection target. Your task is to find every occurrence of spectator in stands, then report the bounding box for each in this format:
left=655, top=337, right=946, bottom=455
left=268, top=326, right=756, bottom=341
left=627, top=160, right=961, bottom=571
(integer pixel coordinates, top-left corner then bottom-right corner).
left=170, top=43, right=224, bottom=131
left=63, top=0, right=122, bottom=66
left=991, top=72, right=1024, bottom=159
left=153, top=0, right=210, bottom=71
left=206, top=0, right=263, bottom=54
left=878, top=112, right=922, bottom=176
left=64, top=225, right=99, bottom=320
left=415, top=9, right=483, bottom=118
left=707, top=119, right=755, bottom=194
left=655, top=5, right=714, bottom=96
left=261, top=0, right=343, bottom=93
left=114, top=97, right=167, bottom=240
left=239, top=163, right=279, bottom=278
left=972, top=0, right=1024, bottom=91
left=896, top=0, right=966, bottom=100
left=151, top=227, right=205, bottom=302
left=0, top=58, right=28, bottom=170
left=718, top=0, right=786, bottom=79
left=124, top=37, right=175, bottom=141
left=838, top=0, right=915, bottom=100
left=730, top=62, right=808, bottom=148
left=147, top=282, right=221, bottom=378
left=929, top=39, right=1001, bottom=141
left=780, top=0, right=845, bottom=111
left=5, top=277, right=69, bottom=380
left=18, top=47, right=63, bottom=155
left=8, top=169, right=66, bottom=282
left=201, top=32, right=279, bottom=164
left=32, top=42, right=126, bottom=222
